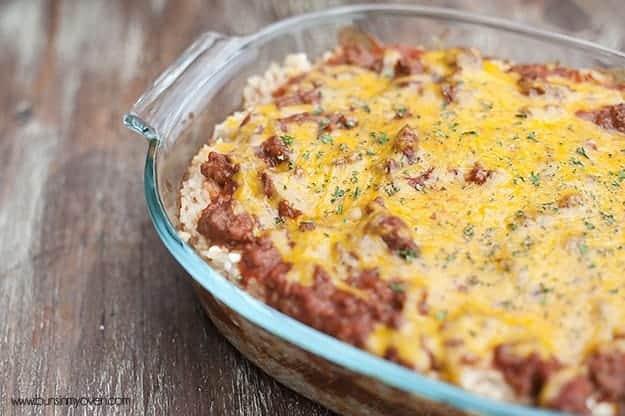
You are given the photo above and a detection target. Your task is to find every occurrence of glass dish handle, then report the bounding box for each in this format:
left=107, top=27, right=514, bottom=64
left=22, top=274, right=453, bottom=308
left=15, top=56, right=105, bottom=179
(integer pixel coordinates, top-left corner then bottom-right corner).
left=123, top=32, right=242, bottom=144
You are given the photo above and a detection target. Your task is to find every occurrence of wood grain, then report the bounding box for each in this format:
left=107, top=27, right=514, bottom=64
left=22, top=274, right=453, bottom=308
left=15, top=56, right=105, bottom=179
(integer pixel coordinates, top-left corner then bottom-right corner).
left=0, top=1, right=623, bottom=415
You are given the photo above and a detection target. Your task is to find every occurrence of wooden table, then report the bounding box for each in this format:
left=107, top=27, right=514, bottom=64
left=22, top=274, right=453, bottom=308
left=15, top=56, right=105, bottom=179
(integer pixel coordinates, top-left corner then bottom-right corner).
left=1, top=1, right=623, bottom=414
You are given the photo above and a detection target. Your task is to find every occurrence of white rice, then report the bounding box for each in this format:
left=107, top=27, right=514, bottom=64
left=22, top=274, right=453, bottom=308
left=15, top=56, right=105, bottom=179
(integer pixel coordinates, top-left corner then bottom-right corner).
left=178, top=53, right=311, bottom=279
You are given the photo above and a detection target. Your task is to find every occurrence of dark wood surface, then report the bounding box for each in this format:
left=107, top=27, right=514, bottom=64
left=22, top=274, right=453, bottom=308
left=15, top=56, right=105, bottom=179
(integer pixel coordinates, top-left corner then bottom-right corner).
left=1, top=1, right=623, bottom=415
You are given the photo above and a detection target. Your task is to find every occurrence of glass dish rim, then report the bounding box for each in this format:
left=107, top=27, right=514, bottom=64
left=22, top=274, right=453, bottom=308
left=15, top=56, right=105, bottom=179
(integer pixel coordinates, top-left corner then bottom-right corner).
left=139, top=4, right=625, bottom=415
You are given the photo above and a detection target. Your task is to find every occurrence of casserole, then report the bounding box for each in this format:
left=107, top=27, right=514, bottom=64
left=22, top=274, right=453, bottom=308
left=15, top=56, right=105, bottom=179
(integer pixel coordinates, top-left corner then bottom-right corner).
left=124, top=5, right=625, bottom=415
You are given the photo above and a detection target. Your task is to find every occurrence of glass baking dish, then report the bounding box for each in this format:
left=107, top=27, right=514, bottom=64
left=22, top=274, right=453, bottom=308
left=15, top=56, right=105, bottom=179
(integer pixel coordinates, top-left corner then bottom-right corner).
left=124, top=5, right=625, bottom=415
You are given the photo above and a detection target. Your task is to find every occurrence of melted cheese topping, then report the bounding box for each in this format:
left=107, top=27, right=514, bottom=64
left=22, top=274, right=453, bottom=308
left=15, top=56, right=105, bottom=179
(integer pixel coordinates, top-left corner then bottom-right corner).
left=205, top=49, right=625, bottom=384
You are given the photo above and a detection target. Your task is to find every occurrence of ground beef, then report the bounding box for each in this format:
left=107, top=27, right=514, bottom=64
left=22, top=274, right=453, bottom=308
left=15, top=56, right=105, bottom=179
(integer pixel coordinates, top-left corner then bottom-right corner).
left=347, top=269, right=406, bottom=329
left=587, top=350, right=625, bottom=400
left=327, top=44, right=384, bottom=73
left=384, top=346, right=414, bottom=368
left=363, top=198, right=387, bottom=216
left=200, top=152, right=239, bottom=194
left=517, top=78, right=546, bottom=96
left=258, top=136, right=290, bottom=167
left=547, top=375, right=593, bottom=415
left=440, top=82, right=457, bottom=104
left=277, top=112, right=318, bottom=132
left=329, top=42, right=423, bottom=77
left=557, top=193, right=583, bottom=208
left=510, top=64, right=593, bottom=83
left=417, top=291, right=429, bottom=315
left=385, top=159, right=398, bottom=174
left=271, top=266, right=369, bottom=345
left=333, top=153, right=363, bottom=166
left=237, top=234, right=407, bottom=346
left=277, top=111, right=357, bottom=134
left=465, top=162, right=494, bottom=185
left=197, top=198, right=254, bottom=248
left=274, top=88, right=321, bottom=108
left=510, top=65, right=549, bottom=95
left=298, top=221, right=315, bottom=231
left=405, top=167, right=434, bottom=190
left=239, top=236, right=291, bottom=285
left=394, top=125, right=419, bottom=163
left=367, top=212, right=419, bottom=257
left=577, top=103, right=625, bottom=133
left=320, top=112, right=358, bottom=132
left=271, top=73, right=307, bottom=98
left=278, top=200, right=302, bottom=219
left=509, top=64, right=552, bottom=81
left=393, top=45, right=424, bottom=77
left=259, top=171, right=275, bottom=198
left=509, top=64, right=594, bottom=96
left=493, top=344, right=560, bottom=399
left=396, top=79, right=423, bottom=91
left=267, top=266, right=405, bottom=346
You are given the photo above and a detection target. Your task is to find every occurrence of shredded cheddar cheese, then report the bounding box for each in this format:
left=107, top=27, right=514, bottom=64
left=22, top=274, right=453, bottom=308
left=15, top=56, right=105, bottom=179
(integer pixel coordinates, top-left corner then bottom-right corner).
left=181, top=45, right=625, bottom=413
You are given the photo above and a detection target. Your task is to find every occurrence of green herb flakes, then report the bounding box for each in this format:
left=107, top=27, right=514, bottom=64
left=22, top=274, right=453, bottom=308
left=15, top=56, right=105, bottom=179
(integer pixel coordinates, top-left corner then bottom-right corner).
left=280, top=135, right=294, bottom=146
left=389, top=282, right=405, bottom=292
left=370, top=131, right=389, bottom=144
left=319, top=133, right=333, bottom=144
left=529, top=171, right=540, bottom=186
left=576, top=146, right=590, bottom=159
left=330, top=187, right=345, bottom=203
left=398, top=249, right=418, bottom=261
left=395, top=106, right=408, bottom=118
left=435, top=310, right=448, bottom=321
